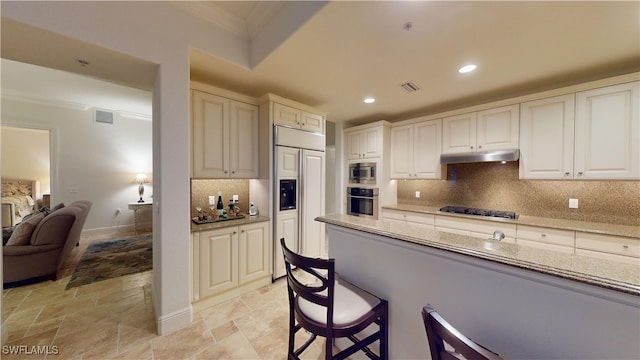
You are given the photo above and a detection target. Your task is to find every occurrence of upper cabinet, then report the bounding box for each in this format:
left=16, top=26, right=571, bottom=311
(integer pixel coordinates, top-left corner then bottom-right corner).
left=575, top=82, right=639, bottom=179
left=520, top=94, right=576, bottom=179
left=274, top=102, right=324, bottom=133
left=520, top=82, right=639, bottom=180
left=192, top=90, right=259, bottom=178
left=345, top=126, right=383, bottom=160
left=442, top=104, right=519, bottom=154
left=390, top=118, right=443, bottom=179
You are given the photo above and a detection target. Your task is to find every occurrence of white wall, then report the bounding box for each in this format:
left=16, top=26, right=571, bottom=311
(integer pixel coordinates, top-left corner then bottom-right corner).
left=1, top=99, right=152, bottom=231
left=1, top=127, right=50, bottom=198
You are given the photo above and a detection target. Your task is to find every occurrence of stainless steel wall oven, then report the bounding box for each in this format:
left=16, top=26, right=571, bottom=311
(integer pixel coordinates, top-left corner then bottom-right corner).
left=347, top=187, right=379, bottom=219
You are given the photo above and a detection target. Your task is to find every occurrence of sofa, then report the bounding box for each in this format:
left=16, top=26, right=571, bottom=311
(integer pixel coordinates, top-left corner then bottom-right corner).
left=3, top=200, right=92, bottom=284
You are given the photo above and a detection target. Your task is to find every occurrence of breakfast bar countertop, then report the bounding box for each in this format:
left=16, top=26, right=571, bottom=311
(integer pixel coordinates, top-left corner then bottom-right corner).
left=382, top=204, right=640, bottom=239
left=316, top=213, right=640, bottom=296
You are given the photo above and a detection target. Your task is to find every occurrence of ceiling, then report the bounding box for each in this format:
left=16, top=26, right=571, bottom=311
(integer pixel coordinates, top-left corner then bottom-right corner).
left=191, top=1, right=640, bottom=125
left=1, top=1, right=638, bottom=125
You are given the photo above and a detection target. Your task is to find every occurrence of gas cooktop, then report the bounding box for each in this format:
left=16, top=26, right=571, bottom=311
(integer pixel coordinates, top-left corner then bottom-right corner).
left=438, top=206, right=518, bottom=220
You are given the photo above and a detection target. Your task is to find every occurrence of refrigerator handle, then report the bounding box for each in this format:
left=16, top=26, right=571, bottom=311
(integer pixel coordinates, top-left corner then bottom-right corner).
left=298, top=149, right=304, bottom=256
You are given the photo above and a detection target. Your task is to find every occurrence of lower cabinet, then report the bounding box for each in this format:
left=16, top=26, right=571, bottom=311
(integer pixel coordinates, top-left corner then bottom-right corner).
left=192, top=221, right=270, bottom=307
left=435, top=215, right=517, bottom=244
left=575, top=232, right=640, bottom=265
left=382, top=209, right=434, bottom=230
left=516, top=225, right=575, bottom=254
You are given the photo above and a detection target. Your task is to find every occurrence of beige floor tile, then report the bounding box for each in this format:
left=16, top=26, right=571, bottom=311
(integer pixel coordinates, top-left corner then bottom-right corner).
left=1, top=328, right=58, bottom=360
left=111, top=342, right=154, bottom=360
left=151, top=319, right=214, bottom=360
left=35, top=292, right=98, bottom=322
left=211, top=320, right=239, bottom=342
left=194, top=331, right=261, bottom=359
left=52, top=320, right=119, bottom=359
left=198, top=298, right=251, bottom=330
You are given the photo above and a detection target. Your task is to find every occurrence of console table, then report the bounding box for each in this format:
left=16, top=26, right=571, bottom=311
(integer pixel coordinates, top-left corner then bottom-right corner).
left=128, top=202, right=152, bottom=233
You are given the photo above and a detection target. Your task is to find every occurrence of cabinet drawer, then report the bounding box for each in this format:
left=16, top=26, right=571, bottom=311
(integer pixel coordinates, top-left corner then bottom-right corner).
left=517, top=225, right=575, bottom=247
left=575, top=232, right=640, bottom=258
left=575, top=249, right=639, bottom=265
left=518, top=239, right=574, bottom=254
left=405, top=213, right=435, bottom=226
left=435, top=215, right=517, bottom=238
left=382, top=210, right=406, bottom=221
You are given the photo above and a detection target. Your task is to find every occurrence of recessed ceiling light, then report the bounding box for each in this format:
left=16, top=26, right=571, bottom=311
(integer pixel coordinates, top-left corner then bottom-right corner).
left=458, top=64, right=477, bottom=73
left=364, top=98, right=376, bottom=104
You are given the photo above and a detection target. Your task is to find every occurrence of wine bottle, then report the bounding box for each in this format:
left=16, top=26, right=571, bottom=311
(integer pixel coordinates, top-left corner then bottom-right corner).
left=216, top=191, right=224, bottom=216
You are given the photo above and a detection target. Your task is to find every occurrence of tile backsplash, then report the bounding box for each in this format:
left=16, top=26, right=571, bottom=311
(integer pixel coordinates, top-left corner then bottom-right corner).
left=191, top=179, right=250, bottom=218
left=397, top=162, right=640, bottom=226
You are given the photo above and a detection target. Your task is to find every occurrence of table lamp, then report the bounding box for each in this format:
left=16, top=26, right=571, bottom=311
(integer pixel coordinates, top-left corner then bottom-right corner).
left=134, top=173, right=150, bottom=202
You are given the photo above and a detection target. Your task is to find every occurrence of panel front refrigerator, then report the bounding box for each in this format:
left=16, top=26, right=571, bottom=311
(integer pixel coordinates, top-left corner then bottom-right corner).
left=273, top=125, right=325, bottom=279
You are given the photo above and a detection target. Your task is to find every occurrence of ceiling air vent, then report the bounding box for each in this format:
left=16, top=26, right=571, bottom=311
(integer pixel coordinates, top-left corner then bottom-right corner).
left=400, top=81, right=421, bottom=93
left=94, top=109, right=114, bottom=124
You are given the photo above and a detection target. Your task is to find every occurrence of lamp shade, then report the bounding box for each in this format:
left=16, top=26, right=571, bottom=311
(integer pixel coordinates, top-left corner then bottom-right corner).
left=134, top=173, right=150, bottom=184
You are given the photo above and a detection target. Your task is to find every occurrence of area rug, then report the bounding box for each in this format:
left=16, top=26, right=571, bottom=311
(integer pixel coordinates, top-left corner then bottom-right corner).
left=66, top=233, right=152, bottom=289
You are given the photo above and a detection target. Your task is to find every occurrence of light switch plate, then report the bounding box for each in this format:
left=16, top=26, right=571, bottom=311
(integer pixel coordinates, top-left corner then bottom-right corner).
left=209, top=196, right=215, bottom=206
left=415, top=191, right=421, bottom=198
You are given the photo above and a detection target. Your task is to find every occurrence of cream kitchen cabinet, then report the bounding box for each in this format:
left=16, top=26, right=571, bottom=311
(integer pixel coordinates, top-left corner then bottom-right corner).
left=273, top=102, right=324, bottom=133
left=516, top=224, right=575, bottom=254
left=519, top=94, right=576, bottom=179
left=435, top=215, right=517, bottom=243
left=390, top=119, right=443, bottom=179
left=575, top=232, right=640, bottom=265
left=442, top=105, right=519, bottom=154
left=345, top=126, right=383, bottom=160
left=382, top=209, right=435, bottom=230
left=575, top=82, right=639, bottom=179
left=520, top=82, right=639, bottom=180
left=192, top=90, right=259, bottom=178
left=192, top=221, right=270, bottom=305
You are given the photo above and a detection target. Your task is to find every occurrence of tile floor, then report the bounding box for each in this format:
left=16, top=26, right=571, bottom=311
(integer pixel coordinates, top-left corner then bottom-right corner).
left=1, top=231, right=335, bottom=359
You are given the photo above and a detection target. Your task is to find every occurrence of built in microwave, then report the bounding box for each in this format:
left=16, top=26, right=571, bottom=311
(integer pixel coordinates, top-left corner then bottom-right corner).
left=349, top=162, right=377, bottom=184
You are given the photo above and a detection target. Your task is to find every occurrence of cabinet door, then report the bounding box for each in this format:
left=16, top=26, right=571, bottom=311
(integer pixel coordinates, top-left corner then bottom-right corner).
left=575, top=82, right=639, bottom=179
left=192, top=91, right=228, bottom=178
left=442, top=112, right=476, bottom=154
left=361, top=127, right=382, bottom=158
left=199, top=227, right=238, bottom=299
left=345, top=131, right=363, bottom=159
left=520, top=94, right=575, bottom=179
left=476, top=105, right=519, bottom=151
left=301, top=150, right=325, bottom=258
left=277, top=146, right=299, bottom=178
left=273, top=211, right=299, bottom=279
left=413, top=119, right=442, bottom=179
left=239, top=222, right=269, bottom=284
left=229, top=101, right=259, bottom=178
left=274, top=103, right=301, bottom=128
left=390, top=125, right=413, bottom=178
left=301, top=111, right=324, bottom=133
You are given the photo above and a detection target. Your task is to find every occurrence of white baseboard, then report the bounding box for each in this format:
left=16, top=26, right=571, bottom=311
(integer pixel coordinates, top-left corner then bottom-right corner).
left=81, top=224, right=136, bottom=237
left=155, top=306, right=192, bottom=335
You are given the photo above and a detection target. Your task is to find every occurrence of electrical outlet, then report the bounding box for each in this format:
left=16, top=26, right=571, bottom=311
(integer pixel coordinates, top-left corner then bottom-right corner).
left=569, top=198, right=579, bottom=209
left=415, top=191, right=421, bottom=198
left=208, top=196, right=215, bottom=206
left=233, top=194, right=239, bottom=202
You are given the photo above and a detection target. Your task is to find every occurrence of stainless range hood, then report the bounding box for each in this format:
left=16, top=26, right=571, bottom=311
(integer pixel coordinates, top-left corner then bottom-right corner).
left=440, top=149, right=520, bottom=164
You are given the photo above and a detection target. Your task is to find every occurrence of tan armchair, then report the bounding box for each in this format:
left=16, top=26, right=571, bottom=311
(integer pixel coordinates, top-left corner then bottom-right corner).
left=3, top=200, right=92, bottom=284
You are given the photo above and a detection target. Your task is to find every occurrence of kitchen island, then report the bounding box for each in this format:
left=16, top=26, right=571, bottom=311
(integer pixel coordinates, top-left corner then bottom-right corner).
left=316, top=214, right=640, bottom=359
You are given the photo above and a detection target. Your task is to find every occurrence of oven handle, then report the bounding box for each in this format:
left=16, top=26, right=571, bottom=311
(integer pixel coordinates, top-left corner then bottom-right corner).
left=347, top=195, right=378, bottom=200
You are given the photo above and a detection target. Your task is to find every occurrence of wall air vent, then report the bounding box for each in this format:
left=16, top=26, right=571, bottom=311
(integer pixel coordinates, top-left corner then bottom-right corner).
left=400, top=81, right=421, bottom=93
left=94, top=109, right=114, bottom=124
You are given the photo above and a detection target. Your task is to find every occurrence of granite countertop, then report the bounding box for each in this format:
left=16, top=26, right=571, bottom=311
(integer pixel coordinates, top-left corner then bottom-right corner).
left=191, top=214, right=269, bottom=232
left=383, top=204, right=640, bottom=239
left=316, top=214, right=640, bottom=296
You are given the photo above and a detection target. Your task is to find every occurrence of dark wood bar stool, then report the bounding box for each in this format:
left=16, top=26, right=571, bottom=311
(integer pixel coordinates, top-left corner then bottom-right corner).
left=280, top=238, right=389, bottom=360
left=422, top=304, right=503, bottom=360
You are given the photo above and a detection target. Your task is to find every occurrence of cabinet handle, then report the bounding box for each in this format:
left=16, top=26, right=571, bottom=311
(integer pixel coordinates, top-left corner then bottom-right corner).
left=541, top=233, right=547, bottom=237
left=232, top=231, right=237, bottom=235
left=564, top=172, right=570, bottom=177
left=231, top=170, right=235, bottom=174
left=241, top=230, right=245, bottom=233
left=478, top=145, right=482, bottom=149
left=470, top=146, right=474, bottom=149
left=224, top=170, right=229, bottom=174
left=623, top=245, right=629, bottom=249
left=577, top=172, right=584, bottom=176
